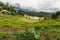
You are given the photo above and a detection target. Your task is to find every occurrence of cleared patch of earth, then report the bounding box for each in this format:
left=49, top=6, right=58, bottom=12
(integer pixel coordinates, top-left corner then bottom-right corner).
left=0, top=27, right=25, bottom=34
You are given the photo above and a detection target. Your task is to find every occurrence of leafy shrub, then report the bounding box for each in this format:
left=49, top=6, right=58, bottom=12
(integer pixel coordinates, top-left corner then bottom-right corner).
left=0, top=32, right=10, bottom=40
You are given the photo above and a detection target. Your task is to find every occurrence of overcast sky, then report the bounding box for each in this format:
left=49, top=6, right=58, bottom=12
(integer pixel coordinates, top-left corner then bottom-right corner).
left=0, top=0, right=60, bottom=12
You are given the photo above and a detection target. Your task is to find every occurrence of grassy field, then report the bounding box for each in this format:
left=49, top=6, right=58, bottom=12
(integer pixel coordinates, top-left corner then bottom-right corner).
left=0, top=12, right=40, bottom=28
left=0, top=12, right=60, bottom=28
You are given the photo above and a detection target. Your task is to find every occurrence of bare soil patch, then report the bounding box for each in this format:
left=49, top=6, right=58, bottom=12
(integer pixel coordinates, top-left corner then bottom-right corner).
left=0, top=27, right=25, bottom=34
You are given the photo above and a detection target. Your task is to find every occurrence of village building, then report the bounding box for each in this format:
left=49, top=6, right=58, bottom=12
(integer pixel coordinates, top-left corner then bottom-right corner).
left=30, top=17, right=40, bottom=20
left=1, top=10, right=11, bottom=14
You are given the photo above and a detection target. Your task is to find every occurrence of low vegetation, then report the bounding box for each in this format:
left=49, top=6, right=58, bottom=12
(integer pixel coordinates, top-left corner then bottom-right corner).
left=0, top=27, right=60, bottom=40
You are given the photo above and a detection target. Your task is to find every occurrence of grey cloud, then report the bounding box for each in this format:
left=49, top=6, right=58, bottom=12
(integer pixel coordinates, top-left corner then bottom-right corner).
left=0, top=0, right=60, bottom=12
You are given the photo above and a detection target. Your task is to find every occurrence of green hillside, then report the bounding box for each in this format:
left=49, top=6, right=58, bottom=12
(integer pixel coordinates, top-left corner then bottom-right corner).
left=0, top=11, right=60, bottom=28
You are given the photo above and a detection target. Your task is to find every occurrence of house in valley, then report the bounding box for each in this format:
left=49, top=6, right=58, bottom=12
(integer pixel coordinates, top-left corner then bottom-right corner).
left=30, top=17, right=40, bottom=20
left=1, top=10, right=11, bottom=14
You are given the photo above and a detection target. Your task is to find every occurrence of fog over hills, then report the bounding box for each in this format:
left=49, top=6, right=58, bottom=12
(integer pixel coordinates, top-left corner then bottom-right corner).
left=0, top=0, right=60, bottom=12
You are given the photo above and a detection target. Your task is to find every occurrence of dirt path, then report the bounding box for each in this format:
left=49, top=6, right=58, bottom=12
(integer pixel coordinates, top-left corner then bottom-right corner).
left=0, top=27, right=25, bottom=34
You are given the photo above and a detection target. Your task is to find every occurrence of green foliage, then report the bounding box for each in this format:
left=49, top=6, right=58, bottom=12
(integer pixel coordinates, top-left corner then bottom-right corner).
left=0, top=27, right=60, bottom=40
left=0, top=32, right=10, bottom=40
left=51, top=11, right=60, bottom=19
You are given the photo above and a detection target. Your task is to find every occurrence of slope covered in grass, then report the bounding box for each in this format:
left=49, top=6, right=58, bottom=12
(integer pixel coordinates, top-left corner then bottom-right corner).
left=0, top=12, right=40, bottom=28
left=0, top=12, right=60, bottom=28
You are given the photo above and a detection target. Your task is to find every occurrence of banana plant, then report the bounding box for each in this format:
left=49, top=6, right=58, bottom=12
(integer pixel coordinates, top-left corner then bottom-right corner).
left=25, top=27, right=40, bottom=40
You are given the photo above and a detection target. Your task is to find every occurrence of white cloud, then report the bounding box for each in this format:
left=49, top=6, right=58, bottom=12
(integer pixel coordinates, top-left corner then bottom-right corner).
left=0, top=0, right=60, bottom=12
